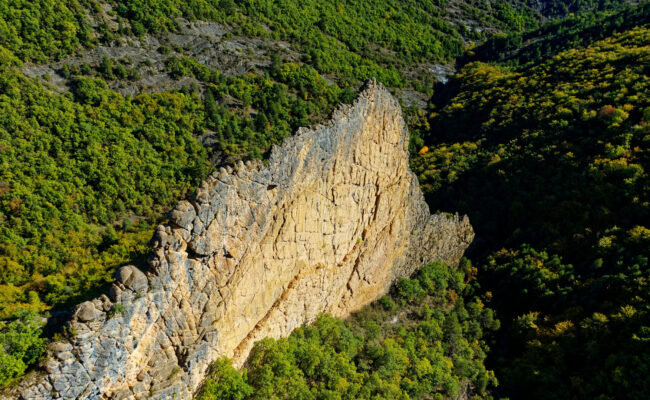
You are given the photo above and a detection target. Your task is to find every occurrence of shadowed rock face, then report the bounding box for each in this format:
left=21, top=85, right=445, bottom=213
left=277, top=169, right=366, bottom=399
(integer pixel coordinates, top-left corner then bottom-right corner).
left=12, top=80, right=473, bottom=400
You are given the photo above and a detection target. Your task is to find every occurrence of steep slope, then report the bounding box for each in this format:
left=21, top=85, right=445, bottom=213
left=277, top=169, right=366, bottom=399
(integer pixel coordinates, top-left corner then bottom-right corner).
left=413, top=23, right=650, bottom=399
left=461, top=2, right=650, bottom=69
left=10, top=80, right=473, bottom=400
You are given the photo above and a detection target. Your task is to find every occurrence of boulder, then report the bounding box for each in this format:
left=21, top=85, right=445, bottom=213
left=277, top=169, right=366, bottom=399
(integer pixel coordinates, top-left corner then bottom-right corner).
left=75, top=302, right=99, bottom=322
left=115, top=265, right=148, bottom=292
left=169, top=200, right=196, bottom=229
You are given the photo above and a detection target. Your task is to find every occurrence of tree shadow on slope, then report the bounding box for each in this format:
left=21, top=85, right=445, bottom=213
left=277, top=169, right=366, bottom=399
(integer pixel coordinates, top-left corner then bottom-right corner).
left=411, top=35, right=650, bottom=397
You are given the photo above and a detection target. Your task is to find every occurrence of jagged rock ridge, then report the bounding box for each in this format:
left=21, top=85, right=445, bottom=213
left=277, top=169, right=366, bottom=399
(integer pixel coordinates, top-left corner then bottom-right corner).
left=12, top=80, right=474, bottom=400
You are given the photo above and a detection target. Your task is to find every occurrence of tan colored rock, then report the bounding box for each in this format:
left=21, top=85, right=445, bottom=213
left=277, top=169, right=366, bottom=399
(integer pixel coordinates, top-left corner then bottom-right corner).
left=9, top=80, right=473, bottom=400
left=169, top=200, right=196, bottom=228
left=75, top=302, right=99, bottom=322
left=116, top=265, right=148, bottom=293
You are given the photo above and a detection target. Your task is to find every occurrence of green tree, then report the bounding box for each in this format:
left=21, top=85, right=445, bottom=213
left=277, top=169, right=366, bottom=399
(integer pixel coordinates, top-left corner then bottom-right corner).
left=0, top=310, right=46, bottom=386
left=197, top=358, right=252, bottom=400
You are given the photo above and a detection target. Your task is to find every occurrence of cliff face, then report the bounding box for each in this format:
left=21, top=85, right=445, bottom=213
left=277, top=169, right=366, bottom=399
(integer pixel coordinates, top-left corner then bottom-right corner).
left=14, top=80, right=473, bottom=400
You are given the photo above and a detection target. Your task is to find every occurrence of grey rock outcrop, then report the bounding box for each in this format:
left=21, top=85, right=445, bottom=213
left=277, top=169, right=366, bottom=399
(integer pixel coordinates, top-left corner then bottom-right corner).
left=115, top=266, right=149, bottom=293
left=9, top=80, right=473, bottom=400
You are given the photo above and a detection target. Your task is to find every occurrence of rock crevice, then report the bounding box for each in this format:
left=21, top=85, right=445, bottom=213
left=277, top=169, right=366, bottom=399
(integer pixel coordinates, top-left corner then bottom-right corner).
left=12, top=80, right=473, bottom=400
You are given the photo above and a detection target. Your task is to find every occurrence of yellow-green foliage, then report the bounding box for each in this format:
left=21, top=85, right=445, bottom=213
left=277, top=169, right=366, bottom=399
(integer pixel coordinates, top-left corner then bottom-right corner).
left=0, top=0, right=99, bottom=62
left=168, top=55, right=356, bottom=159
left=464, top=2, right=650, bottom=69
left=413, top=25, right=650, bottom=400
left=0, top=309, right=46, bottom=386
left=0, top=65, right=210, bottom=318
left=226, top=0, right=539, bottom=87
left=1, top=0, right=544, bottom=86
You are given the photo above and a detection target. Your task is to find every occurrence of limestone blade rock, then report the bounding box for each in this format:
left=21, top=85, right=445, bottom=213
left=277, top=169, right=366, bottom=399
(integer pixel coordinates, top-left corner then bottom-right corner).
left=9, top=79, right=473, bottom=400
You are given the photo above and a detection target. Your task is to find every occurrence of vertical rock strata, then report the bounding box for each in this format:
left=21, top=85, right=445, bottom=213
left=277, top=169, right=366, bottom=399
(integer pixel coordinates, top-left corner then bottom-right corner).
left=14, top=80, right=474, bottom=399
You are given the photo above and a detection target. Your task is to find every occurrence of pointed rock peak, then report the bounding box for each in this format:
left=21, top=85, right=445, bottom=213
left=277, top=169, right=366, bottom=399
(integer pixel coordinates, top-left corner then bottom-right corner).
left=11, top=80, right=473, bottom=400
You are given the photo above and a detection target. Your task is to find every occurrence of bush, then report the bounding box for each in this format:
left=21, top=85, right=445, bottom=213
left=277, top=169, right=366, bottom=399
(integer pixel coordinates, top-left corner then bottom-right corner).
left=0, top=310, right=46, bottom=386
left=197, top=358, right=252, bottom=400
left=396, top=277, right=426, bottom=303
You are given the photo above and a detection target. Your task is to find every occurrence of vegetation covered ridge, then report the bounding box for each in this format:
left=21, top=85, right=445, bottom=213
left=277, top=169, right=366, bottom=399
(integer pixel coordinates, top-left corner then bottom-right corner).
left=412, top=22, right=650, bottom=400
left=461, top=1, right=650, bottom=69
left=1, top=0, right=546, bottom=87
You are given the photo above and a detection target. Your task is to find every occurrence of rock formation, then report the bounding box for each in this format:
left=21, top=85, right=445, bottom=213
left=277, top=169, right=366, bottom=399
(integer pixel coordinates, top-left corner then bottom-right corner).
left=11, top=80, right=473, bottom=400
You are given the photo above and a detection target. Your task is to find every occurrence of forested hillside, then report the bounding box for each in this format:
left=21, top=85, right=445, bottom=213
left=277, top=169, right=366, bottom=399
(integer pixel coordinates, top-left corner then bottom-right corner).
left=1, top=0, right=648, bottom=398
left=0, top=0, right=552, bottom=319
left=412, top=22, right=650, bottom=399
left=0, top=0, right=549, bottom=388
left=0, top=0, right=541, bottom=85
left=462, top=1, right=650, bottom=68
